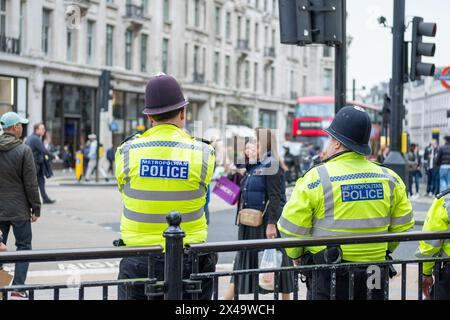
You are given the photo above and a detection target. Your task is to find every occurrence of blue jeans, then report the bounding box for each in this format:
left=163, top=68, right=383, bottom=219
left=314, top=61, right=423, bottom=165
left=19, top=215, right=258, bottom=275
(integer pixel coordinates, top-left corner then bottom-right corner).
left=37, top=167, right=51, bottom=202
left=426, top=169, right=433, bottom=193
left=0, top=220, right=32, bottom=286
left=408, top=171, right=421, bottom=196
left=432, top=168, right=440, bottom=195
left=440, top=166, right=450, bottom=193
left=204, top=186, right=211, bottom=226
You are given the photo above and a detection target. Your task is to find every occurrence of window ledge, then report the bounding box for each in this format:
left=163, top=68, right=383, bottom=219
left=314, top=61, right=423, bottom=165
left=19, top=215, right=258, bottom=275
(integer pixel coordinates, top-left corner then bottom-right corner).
left=106, top=3, right=119, bottom=10
left=185, top=26, right=209, bottom=37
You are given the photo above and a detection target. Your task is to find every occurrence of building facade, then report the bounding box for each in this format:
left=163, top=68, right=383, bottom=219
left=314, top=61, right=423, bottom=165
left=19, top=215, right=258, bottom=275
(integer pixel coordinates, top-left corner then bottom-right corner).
left=0, top=0, right=335, bottom=158
left=404, top=75, right=450, bottom=148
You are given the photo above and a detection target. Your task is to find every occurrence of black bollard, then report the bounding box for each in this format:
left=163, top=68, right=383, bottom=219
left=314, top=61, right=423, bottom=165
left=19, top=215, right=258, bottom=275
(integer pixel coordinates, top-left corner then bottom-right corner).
left=163, top=211, right=185, bottom=300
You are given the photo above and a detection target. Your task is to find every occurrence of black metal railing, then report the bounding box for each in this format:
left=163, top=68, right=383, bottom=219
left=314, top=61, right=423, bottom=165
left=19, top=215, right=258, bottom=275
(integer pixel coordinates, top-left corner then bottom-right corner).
left=0, top=35, right=20, bottom=55
left=237, top=39, right=250, bottom=51
left=193, top=72, right=205, bottom=84
left=70, top=0, right=91, bottom=7
left=185, top=229, right=450, bottom=301
left=2, top=211, right=450, bottom=300
left=0, top=246, right=162, bottom=300
left=264, top=46, right=276, bottom=58
left=125, top=4, right=145, bottom=20
left=290, top=91, right=298, bottom=100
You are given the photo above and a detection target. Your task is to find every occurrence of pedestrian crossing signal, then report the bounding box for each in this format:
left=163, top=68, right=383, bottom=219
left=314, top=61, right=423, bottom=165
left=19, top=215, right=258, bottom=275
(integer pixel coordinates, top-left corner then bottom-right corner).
left=279, top=0, right=344, bottom=46
left=410, top=17, right=437, bottom=81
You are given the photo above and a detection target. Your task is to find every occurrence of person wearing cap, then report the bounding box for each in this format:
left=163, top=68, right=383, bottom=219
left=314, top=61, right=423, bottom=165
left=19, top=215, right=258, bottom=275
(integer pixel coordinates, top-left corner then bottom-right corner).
left=84, top=133, right=109, bottom=182
left=277, top=106, right=414, bottom=300
left=0, top=112, right=41, bottom=299
left=115, top=74, right=216, bottom=300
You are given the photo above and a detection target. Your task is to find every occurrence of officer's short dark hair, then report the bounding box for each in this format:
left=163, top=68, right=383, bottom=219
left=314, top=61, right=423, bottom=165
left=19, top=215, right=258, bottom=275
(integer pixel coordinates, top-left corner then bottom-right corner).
left=149, top=108, right=183, bottom=122
left=445, top=136, right=450, bottom=143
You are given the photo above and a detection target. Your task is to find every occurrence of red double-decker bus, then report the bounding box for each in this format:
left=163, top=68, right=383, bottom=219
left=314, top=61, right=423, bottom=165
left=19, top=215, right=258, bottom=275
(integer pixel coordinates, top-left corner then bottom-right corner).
left=292, top=96, right=381, bottom=158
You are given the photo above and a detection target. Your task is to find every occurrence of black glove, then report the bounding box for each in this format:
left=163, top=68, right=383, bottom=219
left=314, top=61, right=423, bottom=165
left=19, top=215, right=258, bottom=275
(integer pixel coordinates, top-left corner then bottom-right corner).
left=113, top=239, right=125, bottom=247
left=386, top=252, right=397, bottom=278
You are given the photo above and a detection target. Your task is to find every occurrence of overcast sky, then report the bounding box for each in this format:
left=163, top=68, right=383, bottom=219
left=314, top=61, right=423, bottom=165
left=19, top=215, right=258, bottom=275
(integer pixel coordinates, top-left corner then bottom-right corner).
left=347, top=0, right=450, bottom=92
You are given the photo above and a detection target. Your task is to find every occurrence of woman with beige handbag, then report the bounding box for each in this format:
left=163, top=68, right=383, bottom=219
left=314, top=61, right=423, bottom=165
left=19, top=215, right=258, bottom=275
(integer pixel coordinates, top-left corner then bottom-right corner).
left=223, top=128, right=295, bottom=300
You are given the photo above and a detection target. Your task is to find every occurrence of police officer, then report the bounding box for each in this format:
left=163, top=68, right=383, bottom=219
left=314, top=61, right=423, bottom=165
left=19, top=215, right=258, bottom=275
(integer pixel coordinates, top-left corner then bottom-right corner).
left=277, top=106, right=414, bottom=300
left=115, top=74, right=216, bottom=300
left=416, top=189, right=450, bottom=300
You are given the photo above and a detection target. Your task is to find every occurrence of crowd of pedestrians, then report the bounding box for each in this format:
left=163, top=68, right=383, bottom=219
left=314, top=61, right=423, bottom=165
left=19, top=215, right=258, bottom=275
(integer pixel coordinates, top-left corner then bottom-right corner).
left=378, top=136, right=450, bottom=199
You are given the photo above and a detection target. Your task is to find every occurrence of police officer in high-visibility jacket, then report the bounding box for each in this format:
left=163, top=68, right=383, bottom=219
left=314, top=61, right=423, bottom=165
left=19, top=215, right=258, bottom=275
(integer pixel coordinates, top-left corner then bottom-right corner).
left=115, top=74, right=216, bottom=300
left=277, top=106, right=414, bottom=300
left=416, top=189, right=450, bottom=300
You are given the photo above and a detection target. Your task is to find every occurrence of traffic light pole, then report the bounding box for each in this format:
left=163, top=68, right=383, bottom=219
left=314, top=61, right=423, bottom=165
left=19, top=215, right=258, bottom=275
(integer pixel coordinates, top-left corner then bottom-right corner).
left=95, top=77, right=101, bottom=183
left=383, top=0, right=408, bottom=184
left=334, top=0, right=347, bottom=113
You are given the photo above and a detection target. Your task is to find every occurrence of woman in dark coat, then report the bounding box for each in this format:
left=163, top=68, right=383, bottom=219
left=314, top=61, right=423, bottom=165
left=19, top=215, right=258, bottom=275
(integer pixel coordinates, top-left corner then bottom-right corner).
left=223, top=129, right=294, bottom=300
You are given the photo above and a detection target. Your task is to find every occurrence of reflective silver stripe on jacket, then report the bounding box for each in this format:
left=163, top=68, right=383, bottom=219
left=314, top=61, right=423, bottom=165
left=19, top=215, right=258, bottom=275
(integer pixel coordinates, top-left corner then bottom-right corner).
left=278, top=216, right=312, bottom=236
left=423, top=239, right=443, bottom=247
left=120, top=140, right=210, bottom=201
left=313, top=216, right=390, bottom=229
left=316, top=165, right=335, bottom=223
left=381, top=168, right=395, bottom=216
left=415, top=249, right=435, bottom=258
left=416, top=248, right=449, bottom=259
left=390, top=212, right=413, bottom=227
left=123, top=206, right=204, bottom=223
left=279, top=230, right=294, bottom=239
left=311, top=228, right=388, bottom=237
left=444, top=195, right=450, bottom=222
left=313, top=165, right=391, bottom=230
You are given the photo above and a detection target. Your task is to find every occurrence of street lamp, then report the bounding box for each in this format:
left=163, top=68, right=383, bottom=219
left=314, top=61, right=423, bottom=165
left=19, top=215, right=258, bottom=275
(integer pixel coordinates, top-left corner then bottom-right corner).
left=348, top=79, right=366, bottom=101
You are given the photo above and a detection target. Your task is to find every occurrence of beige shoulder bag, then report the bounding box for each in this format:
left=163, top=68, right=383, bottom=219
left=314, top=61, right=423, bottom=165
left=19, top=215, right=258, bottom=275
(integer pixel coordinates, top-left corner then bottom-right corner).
left=237, top=201, right=270, bottom=227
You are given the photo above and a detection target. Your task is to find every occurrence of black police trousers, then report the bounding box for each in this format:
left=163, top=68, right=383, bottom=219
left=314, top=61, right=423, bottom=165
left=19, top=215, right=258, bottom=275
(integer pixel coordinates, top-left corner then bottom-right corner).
left=118, top=253, right=217, bottom=300
left=430, top=264, right=450, bottom=300
left=305, top=265, right=388, bottom=300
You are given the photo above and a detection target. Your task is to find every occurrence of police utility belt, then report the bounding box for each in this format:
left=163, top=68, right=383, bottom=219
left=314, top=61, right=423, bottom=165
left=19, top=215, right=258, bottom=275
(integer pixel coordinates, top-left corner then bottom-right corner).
left=237, top=201, right=270, bottom=227
left=299, top=248, right=398, bottom=279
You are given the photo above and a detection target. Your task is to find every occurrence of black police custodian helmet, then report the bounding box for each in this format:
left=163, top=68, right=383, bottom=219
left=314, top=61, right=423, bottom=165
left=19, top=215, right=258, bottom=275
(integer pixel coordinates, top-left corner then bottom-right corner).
left=143, top=73, right=189, bottom=115
left=325, top=106, right=372, bottom=156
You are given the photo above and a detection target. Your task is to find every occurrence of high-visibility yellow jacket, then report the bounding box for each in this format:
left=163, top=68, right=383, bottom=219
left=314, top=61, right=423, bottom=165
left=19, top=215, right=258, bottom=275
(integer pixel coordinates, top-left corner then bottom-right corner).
left=277, top=152, right=414, bottom=262
left=115, top=124, right=215, bottom=250
left=416, top=191, right=450, bottom=276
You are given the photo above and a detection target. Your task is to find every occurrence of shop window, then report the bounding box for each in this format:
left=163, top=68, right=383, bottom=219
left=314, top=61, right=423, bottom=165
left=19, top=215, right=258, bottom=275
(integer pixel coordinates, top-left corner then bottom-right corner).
left=227, top=105, right=252, bottom=127
left=259, top=109, right=277, bottom=129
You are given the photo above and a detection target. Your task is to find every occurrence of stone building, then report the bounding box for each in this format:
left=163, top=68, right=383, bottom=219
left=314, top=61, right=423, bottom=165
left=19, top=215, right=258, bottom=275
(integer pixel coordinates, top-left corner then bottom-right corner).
left=0, top=0, right=335, bottom=157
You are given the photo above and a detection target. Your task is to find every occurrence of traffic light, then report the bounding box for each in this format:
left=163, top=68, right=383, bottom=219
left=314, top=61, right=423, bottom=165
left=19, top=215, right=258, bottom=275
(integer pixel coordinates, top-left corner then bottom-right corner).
left=410, top=17, right=437, bottom=81
left=279, top=0, right=344, bottom=46
left=99, top=70, right=113, bottom=112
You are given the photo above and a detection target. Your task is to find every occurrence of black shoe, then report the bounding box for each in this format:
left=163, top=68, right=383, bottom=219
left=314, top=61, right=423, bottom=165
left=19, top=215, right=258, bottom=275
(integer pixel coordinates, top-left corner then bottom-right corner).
left=43, top=199, right=56, bottom=204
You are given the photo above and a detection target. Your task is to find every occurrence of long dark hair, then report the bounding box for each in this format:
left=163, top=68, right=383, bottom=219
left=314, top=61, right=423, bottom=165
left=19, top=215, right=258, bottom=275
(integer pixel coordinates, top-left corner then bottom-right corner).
left=255, top=128, right=288, bottom=172
left=233, top=136, right=252, bottom=166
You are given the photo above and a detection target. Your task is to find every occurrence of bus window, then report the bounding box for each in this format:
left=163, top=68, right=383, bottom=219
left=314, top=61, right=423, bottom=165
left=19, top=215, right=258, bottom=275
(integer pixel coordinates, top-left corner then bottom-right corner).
left=296, top=103, right=334, bottom=118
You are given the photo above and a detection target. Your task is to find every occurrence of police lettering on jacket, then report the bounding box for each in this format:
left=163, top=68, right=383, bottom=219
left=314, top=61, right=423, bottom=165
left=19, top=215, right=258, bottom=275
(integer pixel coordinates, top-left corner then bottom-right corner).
left=341, top=183, right=384, bottom=202
left=140, top=159, right=189, bottom=180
